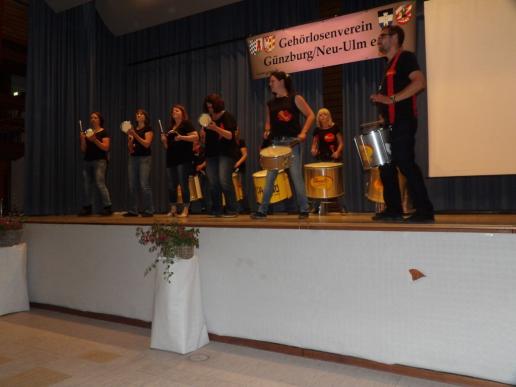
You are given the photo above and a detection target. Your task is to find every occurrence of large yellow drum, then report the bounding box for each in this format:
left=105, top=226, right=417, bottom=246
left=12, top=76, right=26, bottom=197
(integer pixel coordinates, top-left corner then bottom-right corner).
left=366, top=167, right=413, bottom=213
left=253, top=169, right=292, bottom=204
left=304, top=162, right=344, bottom=199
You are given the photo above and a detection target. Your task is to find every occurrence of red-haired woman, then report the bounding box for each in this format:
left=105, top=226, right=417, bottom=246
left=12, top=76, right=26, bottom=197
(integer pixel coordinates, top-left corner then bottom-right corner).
left=160, top=104, right=198, bottom=217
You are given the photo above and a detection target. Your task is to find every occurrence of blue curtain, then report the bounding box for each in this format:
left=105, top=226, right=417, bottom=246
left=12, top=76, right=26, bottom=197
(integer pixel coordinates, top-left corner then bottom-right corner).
left=26, top=0, right=515, bottom=214
left=26, top=0, right=322, bottom=214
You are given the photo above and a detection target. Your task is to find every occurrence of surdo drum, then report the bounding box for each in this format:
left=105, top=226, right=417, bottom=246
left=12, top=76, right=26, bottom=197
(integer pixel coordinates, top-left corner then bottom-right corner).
left=303, top=162, right=344, bottom=199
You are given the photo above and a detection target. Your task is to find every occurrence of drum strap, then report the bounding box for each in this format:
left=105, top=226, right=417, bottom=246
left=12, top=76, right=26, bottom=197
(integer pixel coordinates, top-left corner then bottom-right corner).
left=386, top=50, right=417, bottom=124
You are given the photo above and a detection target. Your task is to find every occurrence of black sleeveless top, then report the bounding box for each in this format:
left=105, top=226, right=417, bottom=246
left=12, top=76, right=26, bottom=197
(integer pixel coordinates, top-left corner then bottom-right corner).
left=267, top=94, right=301, bottom=139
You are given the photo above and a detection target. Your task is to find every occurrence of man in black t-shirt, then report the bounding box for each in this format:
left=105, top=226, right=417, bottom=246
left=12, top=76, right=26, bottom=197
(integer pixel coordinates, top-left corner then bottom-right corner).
left=370, top=25, right=434, bottom=223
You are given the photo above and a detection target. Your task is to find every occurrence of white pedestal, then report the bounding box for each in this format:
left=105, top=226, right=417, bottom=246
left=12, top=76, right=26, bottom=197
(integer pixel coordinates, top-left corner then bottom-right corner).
left=0, top=243, right=30, bottom=316
left=150, top=255, right=209, bottom=354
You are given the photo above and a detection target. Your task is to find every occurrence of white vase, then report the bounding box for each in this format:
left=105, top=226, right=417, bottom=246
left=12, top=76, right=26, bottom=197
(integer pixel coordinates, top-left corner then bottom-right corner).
left=150, top=255, right=209, bottom=354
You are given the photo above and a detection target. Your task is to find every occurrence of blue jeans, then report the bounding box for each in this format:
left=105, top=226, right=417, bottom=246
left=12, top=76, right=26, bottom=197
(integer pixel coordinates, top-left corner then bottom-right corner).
left=128, top=155, right=154, bottom=214
left=258, top=138, right=309, bottom=214
left=82, top=159, right=111, bottom=208
left=206, top=155, right=237, bottom=214
left=167, top=163, right=192, bottom=205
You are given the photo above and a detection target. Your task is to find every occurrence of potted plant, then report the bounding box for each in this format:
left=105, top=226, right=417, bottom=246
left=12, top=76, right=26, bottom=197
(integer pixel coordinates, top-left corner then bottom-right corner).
left=0, top=216, right=24, bottom=247
left=136, top=222, right=200, bottom=282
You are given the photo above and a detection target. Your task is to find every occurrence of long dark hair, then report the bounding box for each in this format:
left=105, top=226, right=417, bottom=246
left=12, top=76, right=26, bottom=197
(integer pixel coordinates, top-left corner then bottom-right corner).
left=135, top=108, right=150, bottom=126
left=269, top=71, right=294, bottom=95
left=203, top=93, right=225, bottom=113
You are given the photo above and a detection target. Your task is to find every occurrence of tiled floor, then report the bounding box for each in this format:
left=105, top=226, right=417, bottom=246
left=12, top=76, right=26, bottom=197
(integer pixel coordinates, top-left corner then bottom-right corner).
left=0, top=310, right=455, bottom=387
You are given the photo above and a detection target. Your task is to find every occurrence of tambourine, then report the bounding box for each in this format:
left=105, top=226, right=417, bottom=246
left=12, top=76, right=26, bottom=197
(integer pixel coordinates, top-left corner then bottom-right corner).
left=120, top=121, right=132, bottom=134
left=85, top=128, right=94, bottom=137
left=198, top=113, right=211, bottom=128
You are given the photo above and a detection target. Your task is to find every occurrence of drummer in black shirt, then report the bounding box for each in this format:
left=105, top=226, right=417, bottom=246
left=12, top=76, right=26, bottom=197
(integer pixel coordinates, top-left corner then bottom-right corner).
left=370, top=25, right=434, bottom=223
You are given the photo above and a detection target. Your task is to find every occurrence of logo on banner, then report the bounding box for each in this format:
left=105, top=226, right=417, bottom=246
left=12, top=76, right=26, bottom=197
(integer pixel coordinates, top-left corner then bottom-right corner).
left=248, top=35, right=275, bottom=55
left=378, top=8, right=394, bottom=28
left=263, top=35, right=276, bottom=52
left=248, top=37, right=263, bottom=55
left=395, top=4, right=413, bottom=25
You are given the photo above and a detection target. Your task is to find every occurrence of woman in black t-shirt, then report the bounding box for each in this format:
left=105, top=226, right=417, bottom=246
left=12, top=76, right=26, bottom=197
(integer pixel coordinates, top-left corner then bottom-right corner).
left=200, top=93, right=239, bottom=217
left=160, top=104, right=198, bottom=218
left=79, top=111, right=112, bottom=216
left=311, top=108, right=343, bottom=161
left=310, top=108, right=346, bottom=213
left=124, top=108, right=154, bottom=217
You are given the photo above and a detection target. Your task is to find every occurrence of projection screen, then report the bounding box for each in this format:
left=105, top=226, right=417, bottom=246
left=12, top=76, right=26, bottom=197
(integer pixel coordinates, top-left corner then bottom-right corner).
left=424, top=0, right=516, bottom=177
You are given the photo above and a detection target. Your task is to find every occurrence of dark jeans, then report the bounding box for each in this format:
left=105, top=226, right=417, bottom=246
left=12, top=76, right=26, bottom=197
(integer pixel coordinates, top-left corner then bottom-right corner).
left=206, top=155, right=237, bottom=214
left=82, top=159, right=111, bottom=208
left=379, top=119, right=433, bottom=215
left=167, top=163, right=192, bottom=205
left=128, top=155, right=154, bottom=215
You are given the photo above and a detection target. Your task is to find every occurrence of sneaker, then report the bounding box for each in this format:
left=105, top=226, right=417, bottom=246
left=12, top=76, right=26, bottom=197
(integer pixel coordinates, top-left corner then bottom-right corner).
left=222, top=211, right=238, bottom=218
left=123, top=212, right=138, bottom=217
left=141, top=212, right=154, bottom=218
left=250, top=211, right=267, bottom=220
left=78, top=206, right=92, bottom=216
left=405, top=212, right=435, bottom=223
left=298, top=212, right=309, bottom=219
left=99, top=206, right=113, bottom=216
left=372, top=211, right=403, bottom=222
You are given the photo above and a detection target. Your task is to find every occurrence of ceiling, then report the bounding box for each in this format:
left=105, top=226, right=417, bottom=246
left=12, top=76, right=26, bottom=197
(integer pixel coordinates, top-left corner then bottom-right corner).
left=44, top=0, right=241, bottom=36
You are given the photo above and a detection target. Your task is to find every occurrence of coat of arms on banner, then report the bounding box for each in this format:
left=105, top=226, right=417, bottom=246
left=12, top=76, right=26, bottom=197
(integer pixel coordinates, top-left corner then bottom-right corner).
left=263, top=35, right=275, bottom=53
left=248, top=35, right=275, bottom=55
left=395, top=4, right=413, bottom=25
left=248, top=37, right=263, bottom=55
left=378, top=8, right=394, bottom=28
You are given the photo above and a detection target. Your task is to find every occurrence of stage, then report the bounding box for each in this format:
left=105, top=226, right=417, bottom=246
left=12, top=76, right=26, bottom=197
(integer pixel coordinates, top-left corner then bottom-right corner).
left=21, top=213, right=516, bottom=386
left=25, top=212, right=516, bottom=233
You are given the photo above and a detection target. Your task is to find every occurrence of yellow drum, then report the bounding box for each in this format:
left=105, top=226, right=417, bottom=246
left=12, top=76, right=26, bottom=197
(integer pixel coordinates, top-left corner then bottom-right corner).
left=304, top=162, right=344, bottom=199
left=366, top=167, right=413, bottom=213
left=253, top=169, right=292, bottom=204
left=232, top=172, right=244, bottom=201
left=177, top=175, right=203, bottom=203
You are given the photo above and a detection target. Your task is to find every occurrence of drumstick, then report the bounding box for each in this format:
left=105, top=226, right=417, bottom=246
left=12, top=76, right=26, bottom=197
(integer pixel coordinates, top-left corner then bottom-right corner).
left=78, top=120, right=83, bottom=133
left=158, top=119, right=164, bottom=134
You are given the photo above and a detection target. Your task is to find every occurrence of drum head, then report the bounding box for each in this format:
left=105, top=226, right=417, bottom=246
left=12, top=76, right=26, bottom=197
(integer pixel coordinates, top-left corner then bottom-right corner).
left=120, top=121, right=132, bottom=134
left=260, top=146, right=292, bottom=157
left=305, top=162, right=343, bottom=168
left=198, top=114, right=211, bottom=127
left=253, top=170, right=267, bottom=178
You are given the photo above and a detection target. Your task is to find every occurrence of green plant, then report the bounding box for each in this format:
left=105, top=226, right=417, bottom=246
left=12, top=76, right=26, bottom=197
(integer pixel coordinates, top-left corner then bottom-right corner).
left=136, top=222, right=200, bottom=282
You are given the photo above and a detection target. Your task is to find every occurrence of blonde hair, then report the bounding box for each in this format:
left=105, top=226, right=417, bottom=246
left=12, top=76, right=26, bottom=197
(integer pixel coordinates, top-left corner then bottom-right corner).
left=316, top=108, right=334, bottom=128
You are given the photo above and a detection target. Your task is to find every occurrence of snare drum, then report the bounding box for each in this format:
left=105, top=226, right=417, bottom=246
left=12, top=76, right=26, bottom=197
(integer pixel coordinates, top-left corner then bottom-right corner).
left=304, top=162, right=344, bottom=199
left=259, top=146, right=292, bottom=170
left=253, top=170, right=292, bottom=204
left=176, top=175, right=203, bottom=203
left=189, top=175, right=203, bottom=201
left=354, top=128, right=391, bottom=170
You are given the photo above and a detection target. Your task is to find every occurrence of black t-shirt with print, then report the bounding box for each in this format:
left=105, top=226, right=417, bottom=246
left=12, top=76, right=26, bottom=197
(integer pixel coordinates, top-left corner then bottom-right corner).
left=84, top=129, right=109, bottom=161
